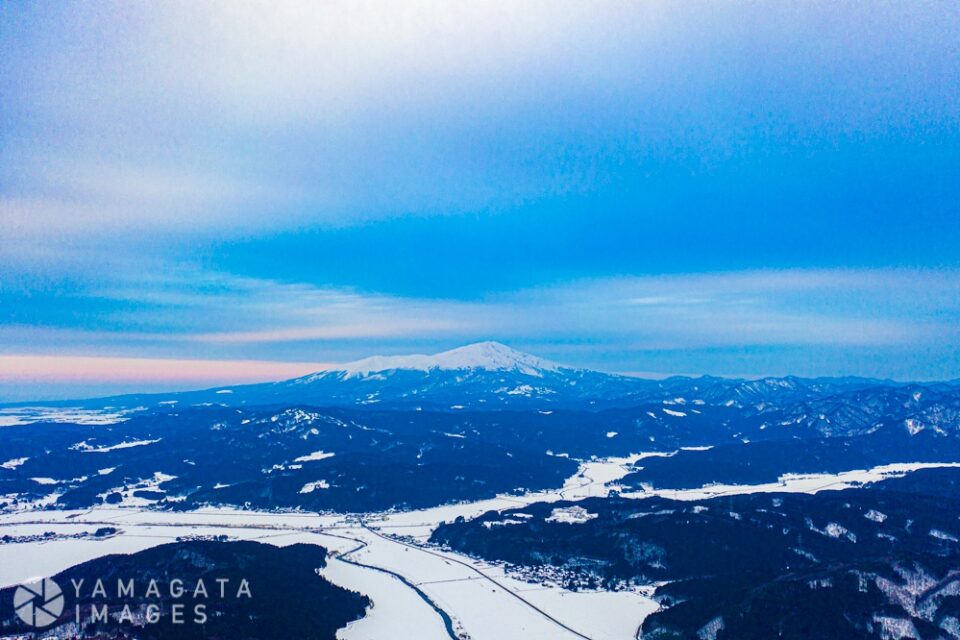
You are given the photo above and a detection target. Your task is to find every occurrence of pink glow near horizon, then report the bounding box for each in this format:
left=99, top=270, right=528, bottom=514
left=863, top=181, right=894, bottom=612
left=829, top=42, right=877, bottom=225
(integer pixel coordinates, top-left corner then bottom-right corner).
left=0, top=355, right=334, bottom=384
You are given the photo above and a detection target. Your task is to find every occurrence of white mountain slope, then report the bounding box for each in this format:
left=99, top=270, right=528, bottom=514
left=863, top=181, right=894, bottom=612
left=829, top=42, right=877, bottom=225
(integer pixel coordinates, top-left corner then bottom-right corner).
left=52, top=342, right=658, bottom=411
left=303, top=341, right=565, bottom=380
left=262, top=341, right=647, bottom=409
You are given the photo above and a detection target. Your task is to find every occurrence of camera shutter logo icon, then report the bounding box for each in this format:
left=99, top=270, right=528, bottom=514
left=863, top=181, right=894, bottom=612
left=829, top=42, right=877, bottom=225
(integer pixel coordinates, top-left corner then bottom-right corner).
left=14, top=578, right=64, bottom=627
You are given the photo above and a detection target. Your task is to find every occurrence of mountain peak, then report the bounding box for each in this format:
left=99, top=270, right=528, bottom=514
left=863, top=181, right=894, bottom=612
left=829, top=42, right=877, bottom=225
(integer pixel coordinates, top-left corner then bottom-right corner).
left=322, top=341, right=564, bottom=379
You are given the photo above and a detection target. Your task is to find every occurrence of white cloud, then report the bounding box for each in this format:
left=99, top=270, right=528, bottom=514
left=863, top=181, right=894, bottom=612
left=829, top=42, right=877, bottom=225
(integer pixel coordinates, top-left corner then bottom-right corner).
left=7, top=0, right=954, bottom=252
left=3, top=267, right=956, bottom=357
left=102, top=1, right=622, bottom=122
left=189, top=319, right=461, bottom=344
left=2, top=266, right=958, bottom=391
left=497, top=270, right=958, bottom=349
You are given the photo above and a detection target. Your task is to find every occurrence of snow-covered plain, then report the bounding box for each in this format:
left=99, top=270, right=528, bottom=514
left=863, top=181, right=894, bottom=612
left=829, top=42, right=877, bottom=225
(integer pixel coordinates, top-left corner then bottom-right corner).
left=0, top=406, right=140, bottom=426
left=3, top=457, right=960, bottom=639
left=0, top=455, right=659, bottom=640
left=619, top=461, right=960, bottom=501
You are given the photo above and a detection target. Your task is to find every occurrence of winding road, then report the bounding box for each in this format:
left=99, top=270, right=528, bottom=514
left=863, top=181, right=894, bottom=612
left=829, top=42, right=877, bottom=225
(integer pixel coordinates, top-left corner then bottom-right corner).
left=1, top=512, right=612, bottom=639
left=0, top=456, right=664, bottom=640
left=359, top=520, right=594, bottom=640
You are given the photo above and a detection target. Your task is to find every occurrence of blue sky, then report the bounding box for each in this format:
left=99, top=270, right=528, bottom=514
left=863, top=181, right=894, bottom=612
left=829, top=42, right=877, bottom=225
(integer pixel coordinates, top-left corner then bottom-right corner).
left=1, top=1, right=959, bottom=399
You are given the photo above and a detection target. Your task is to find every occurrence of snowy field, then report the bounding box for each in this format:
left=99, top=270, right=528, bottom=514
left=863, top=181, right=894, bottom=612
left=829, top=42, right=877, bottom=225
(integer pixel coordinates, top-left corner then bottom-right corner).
left=618, top=461, right=960, bottom=501
left=2, top=456, right=959, bottom=639
left=0, top=406, right=139, bottom=426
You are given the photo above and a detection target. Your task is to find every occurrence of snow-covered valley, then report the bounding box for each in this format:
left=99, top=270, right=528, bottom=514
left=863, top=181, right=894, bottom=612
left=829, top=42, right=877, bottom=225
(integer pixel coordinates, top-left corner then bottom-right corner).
left=4, top=455, right=959, bottom=639
left=0, top=456, right=658, bottom=640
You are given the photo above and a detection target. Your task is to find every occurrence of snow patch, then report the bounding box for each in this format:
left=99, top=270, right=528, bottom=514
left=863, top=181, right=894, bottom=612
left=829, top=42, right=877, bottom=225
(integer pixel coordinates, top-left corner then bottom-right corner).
left=905, top=419, right=924, bottom=436
left=299, top=480, right=330, bottom=493
left=505, top=384, right=534, bottom=396
left=72, top=438, right=162, bottom=453
left=697, top=616, right=725, bottom=640
left=293, top=450, right=336, bottom=463
left=0, top=407, right=138, bottom=426
left=96, top=471, right=176, bottom=506
left=482, top=519, right=526, bottom=529
left=1, top=457, right=28, bottom=470
left=545, top=506, right=598, bottom=525
left=873, top=616, right=919, bottom=640
left=930, top=529, right=959, bottom=542
left=806, top=518, right=857, bottom=542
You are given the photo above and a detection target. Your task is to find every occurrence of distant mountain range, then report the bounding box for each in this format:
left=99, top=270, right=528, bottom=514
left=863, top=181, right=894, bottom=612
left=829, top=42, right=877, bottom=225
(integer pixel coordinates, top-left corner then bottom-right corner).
left=2, top=341, right=959, bottom=514
left=4, top=343, right=957, bottom=640
left=7, top=341, right=948, bottom=412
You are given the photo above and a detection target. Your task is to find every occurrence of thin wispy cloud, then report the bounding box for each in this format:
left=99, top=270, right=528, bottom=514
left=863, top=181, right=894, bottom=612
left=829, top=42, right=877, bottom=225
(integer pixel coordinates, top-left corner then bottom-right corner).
left=3, top=266, right=957, bottom=382
left=190, top=320, right=462, bottom=344
left=0, top=355, right=328, bottom=385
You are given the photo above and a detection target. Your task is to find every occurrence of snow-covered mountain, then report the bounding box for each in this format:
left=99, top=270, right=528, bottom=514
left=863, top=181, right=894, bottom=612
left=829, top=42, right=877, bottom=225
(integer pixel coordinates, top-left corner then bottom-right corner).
left=209, top=341, right=656, bottom=410
left=300, top=341, right=565, bottom=380
left=3, top=341, right=960, bottom=515
left=8, top=341, right=952, bottom=415
left=8, top=341, right=663, bottom=411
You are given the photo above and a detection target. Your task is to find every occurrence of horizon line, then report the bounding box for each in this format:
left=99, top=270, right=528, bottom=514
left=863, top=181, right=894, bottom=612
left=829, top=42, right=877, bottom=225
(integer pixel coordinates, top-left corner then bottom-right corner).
left=0, top=348, right=943, bottom=405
